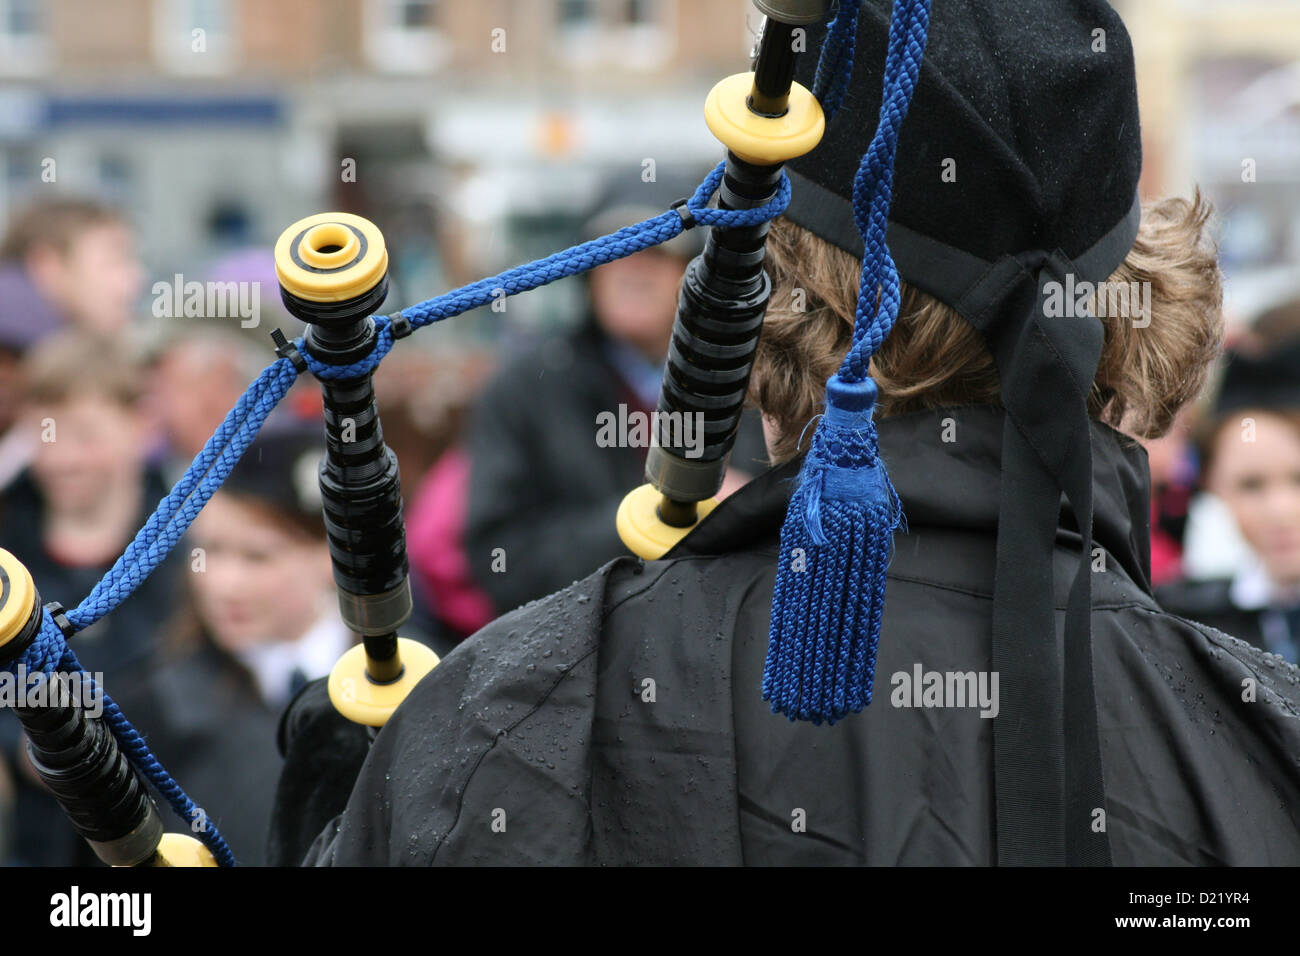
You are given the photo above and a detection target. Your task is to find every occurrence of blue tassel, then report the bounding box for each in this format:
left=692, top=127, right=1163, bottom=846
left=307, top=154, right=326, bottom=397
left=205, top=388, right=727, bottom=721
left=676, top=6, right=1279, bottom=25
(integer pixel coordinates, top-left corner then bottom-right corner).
left=763, top=375, right=905, bottom=725
left=762, top=0, right=928, bottom=725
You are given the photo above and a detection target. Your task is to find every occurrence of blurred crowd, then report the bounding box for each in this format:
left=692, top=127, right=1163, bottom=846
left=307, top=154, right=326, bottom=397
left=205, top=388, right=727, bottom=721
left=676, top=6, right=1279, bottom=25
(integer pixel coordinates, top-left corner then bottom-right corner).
left=0, top=178, right=1298, bottom=865
left=0, top=175, right=767, bottom=865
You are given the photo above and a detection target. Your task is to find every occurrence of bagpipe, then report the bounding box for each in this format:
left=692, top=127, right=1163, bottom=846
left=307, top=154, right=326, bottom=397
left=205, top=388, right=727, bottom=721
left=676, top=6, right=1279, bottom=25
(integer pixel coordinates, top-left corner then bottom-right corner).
left=0, top=0, right=932, bottom=866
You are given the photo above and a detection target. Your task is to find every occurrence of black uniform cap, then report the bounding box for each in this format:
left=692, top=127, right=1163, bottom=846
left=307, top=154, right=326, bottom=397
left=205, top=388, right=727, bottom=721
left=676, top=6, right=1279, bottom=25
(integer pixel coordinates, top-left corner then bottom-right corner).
left=786, top=0, right=1142, bottom=292
left=222, top=424, right=325, bottom=523
left=1214, top=339, right=1300, bottom=418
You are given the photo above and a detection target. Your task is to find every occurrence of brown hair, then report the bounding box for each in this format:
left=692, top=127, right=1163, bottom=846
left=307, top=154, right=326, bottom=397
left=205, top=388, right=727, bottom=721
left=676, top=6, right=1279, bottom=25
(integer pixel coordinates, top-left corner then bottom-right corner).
left=23, top=330, right=144, bottom=408
left=1, top=197, right=125, bottom=262
left=753, top=192, right=1224, bottom=463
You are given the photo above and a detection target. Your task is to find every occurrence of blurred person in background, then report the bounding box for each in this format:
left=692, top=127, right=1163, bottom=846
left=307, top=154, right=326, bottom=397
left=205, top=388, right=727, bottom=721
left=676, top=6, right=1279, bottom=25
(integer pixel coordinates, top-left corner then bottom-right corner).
left=462, top=172, right=768, bottom=616
left=0, top=198, right=143, bottom=491
left=0, top=270, right=63, bottom=490
left=391, top=349, right=498, bottom=646
left=144, top=426, right=351, bottom=866
left=0, top=197, right=144, bottom=337
left=146, top=327, right=264, bottom=483
left=1158, top=337, right=1300, bottom=663
left=0, top=331, right=180, bottom=865
left=1142, top=408, right=1199, bottom=587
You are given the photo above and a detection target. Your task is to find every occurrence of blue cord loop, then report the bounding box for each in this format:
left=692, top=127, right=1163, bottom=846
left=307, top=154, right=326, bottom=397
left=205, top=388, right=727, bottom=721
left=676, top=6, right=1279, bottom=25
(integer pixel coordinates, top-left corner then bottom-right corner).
left=764, top=0, right=932, bottom=725
left=0, top=138, right=799, bottom=864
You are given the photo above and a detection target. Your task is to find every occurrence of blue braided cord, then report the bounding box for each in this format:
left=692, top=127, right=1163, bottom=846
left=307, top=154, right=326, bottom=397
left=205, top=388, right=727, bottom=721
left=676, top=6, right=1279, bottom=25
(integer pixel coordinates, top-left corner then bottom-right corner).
left=840, top=0, right=930, bottom=381
left=811, top=0, right=861, bottom=121
left=34, top=629, right=239, bottom=867
left=301, top=315, right=397, bottom=381
left=299, top=161, right=790, bottom=384
left=396, top=163, right=788, bottom=324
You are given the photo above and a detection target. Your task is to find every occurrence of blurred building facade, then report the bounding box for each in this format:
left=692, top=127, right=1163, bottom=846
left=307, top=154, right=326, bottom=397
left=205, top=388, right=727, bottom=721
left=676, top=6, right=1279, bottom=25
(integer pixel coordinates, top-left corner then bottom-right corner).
left=1117, top=0, right=1300, bottom=326
left=2, top=1, right=1298, bottom=336
left=0, top=0, right=755, bottom=336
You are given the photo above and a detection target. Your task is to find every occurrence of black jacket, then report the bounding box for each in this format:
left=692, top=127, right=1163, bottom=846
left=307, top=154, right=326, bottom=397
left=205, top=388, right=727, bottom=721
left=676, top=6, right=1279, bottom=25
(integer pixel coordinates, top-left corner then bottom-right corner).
left=463, top=322, right=768, bottom=615
left=291, top=405, right=1300, bottom=865
left=142, top=643, right=284, bottom=867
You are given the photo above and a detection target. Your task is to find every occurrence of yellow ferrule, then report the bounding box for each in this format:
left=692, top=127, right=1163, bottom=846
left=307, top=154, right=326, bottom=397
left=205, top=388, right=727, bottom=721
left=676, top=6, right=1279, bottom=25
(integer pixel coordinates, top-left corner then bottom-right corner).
left=274, top=212, right=388, bottom=303
left=0, top=548, right=36, bottom=651
left=616, top=483, right=719, bottom=560
left=703, top=73, right=825, bottom=166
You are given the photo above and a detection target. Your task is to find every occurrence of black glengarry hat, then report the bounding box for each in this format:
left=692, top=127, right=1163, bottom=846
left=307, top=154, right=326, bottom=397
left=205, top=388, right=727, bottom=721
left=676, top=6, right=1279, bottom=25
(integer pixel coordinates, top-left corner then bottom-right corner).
left=786, top=0, right=1141, bottom=273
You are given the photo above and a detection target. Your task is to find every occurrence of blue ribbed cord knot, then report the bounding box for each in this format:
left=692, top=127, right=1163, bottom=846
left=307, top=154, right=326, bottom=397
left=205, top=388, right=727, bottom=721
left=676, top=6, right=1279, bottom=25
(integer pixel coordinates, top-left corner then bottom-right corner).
left=799, top=381, right=907, bottom=548
left=0, top=144, right=800, bottom=864
left=763, top=0, right=932, bottom=725
left=301, top=315, right=397, bottom=381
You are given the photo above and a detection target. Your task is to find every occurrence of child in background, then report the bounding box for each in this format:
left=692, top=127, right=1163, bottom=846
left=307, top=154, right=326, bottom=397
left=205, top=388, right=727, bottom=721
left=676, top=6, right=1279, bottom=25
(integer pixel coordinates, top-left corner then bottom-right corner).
left=1159, top=339, right=1300, bottom=663
left=0, top=198, right=144, bottom=494
left=0, top=331, right=179, bottom=866
left=144, top=425, right=353, bottom=866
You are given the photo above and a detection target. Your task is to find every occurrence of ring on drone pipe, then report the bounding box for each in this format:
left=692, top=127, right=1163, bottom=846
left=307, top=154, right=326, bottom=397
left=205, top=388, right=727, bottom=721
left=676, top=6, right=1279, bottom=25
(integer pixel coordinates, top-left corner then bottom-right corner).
left=0, top=548, right=216, bottom=867
left=704, top=74, right=824, bottom=165
left=274, top=212, right=389, bottom=304
left=616, top=484, right=721, bottom=560
left=274, top=212, right=438, bottom=728
left=0, top=547, right=38, bottom=655
left=328, top=642, right=440, bottom=728
left=154, top=832, right=219, bottom=867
